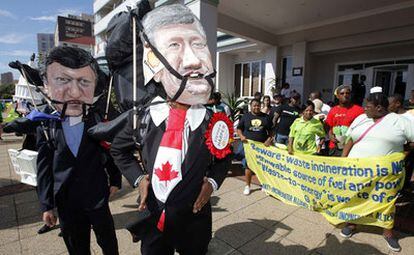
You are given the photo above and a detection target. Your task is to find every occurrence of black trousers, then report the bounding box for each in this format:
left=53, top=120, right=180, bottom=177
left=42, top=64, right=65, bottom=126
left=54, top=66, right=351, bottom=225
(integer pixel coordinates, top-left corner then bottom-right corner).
left=58, top=204, right=119, bottom=255
left=141, top=208, right=212, bottom=255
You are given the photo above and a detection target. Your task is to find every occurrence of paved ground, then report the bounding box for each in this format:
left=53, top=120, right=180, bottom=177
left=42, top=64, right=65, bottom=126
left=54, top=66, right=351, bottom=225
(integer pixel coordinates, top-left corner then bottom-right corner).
left=0, top=134, right=23, bottom=188
left=1, top=135, right=413, bottom=254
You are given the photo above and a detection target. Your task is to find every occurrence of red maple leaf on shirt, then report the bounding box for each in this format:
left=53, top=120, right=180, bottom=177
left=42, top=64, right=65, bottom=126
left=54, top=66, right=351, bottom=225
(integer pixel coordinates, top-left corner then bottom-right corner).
left=154, top=161, right=179, bottom=186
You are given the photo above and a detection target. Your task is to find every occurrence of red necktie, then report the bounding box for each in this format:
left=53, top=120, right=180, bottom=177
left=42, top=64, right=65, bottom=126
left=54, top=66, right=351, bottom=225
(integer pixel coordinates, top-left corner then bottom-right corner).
left=153, top=108, right=187, bottom=232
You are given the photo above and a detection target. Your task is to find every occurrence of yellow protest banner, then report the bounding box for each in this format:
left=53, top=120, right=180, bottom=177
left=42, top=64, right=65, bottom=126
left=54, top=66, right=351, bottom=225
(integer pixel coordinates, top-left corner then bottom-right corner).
left=244, top=140, right=405, bottom=229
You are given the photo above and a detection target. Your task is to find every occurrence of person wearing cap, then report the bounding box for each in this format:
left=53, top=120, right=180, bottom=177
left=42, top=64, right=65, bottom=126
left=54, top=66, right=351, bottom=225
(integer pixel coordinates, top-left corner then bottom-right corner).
left=309, top=91, right=331, bottom=116
left=311, top=99, right=330, bottom=155
left=110, top=4, right=231, bottom=254
left=272, top=92, right=301, bottom=145
left=325, top=85, right=364, bottom=156
left=287, top=101, right=325, bottom=155
left=341, top=87, right=414, bottom=252
left=312, top=99, right=326, bottom=120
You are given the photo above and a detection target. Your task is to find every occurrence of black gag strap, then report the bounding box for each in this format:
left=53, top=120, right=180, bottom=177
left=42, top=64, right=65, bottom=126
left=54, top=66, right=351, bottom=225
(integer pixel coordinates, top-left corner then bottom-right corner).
left=60, top=103, right=67, bottom=119
left=170, top=77, right=188, bottom=102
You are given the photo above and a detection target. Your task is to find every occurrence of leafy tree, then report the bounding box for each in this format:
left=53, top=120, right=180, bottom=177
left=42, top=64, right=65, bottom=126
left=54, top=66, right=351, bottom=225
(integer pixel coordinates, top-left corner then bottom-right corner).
left=0, top=83, right=15, bottom=99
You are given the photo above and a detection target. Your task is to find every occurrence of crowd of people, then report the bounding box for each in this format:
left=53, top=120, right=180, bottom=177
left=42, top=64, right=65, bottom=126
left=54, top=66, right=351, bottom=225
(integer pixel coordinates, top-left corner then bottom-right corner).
left=235, top=83, right=414, bottom=252
left=1, top=1, right=414, bottom=253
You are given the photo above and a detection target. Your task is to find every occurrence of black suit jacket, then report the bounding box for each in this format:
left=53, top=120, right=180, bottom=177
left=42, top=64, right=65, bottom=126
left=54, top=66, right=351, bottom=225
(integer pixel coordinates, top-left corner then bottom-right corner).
left=110, top=108, right=231, bottom=238
left=36, top=113, right=122, bottom=213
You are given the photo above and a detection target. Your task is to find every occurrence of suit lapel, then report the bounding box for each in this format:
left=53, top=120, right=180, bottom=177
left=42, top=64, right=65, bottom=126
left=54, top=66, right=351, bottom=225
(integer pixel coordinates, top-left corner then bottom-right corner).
left=181, top=122, right=207, bottom=177
left=76, top=116, right=94, bottom=158
left=143, top=122, right=165, bottom=174
left=56, top=121, right=76, bottom=160
left=143, top=117, right=208, bottom=177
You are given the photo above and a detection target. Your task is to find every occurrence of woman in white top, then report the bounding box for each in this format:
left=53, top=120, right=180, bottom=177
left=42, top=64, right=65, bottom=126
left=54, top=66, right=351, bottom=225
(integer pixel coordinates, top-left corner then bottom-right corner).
left=341, top=91, right=414, bottom=252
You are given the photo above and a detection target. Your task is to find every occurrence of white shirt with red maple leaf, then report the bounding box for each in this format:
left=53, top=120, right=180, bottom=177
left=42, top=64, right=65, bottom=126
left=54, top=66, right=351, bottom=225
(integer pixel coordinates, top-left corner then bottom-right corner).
left=149, top=97, right=217, bottom=203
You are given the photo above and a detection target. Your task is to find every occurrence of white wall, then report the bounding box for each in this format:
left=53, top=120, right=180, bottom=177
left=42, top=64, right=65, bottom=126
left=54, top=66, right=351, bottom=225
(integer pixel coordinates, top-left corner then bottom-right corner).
left=216, top=52, right=234, bottom=95
left=94, top=0, right=140, bottom=36
left=291, top=42, right=307, bottom=97
left=186, top=0, right=217, bottom=66
left=217, top=46, right=278, bottom=98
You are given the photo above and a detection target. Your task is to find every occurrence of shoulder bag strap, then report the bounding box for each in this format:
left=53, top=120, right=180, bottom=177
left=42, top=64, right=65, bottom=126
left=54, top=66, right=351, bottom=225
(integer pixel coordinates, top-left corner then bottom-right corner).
left=353, top=116, right=385, bottom=145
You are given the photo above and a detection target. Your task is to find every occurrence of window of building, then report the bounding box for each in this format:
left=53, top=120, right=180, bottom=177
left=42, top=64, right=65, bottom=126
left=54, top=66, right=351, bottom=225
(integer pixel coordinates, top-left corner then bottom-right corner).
left=234, top=64, right=241, bottom=97
left=234, top=60, right=265, bottom=97
left=335, top=57, right=413, bottom=99
left=281, top=56, right=292, bottom=85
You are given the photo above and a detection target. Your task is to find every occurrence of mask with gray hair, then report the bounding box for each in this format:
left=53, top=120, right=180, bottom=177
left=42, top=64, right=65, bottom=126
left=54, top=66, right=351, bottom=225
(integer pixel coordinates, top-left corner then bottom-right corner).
left=137, top=4, right=215, bottom=105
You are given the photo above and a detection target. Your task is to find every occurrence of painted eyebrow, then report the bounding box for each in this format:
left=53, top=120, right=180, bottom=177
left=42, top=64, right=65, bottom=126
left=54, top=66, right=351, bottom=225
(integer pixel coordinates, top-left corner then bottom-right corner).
left=55, top=72, right=93, bottom=81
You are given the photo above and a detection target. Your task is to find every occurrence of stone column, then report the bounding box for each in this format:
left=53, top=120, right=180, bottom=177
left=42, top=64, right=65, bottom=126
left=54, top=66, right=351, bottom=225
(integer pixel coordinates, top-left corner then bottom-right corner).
left=264, top=46, right=279, bottom=96
left=291, top=41, right=309, bottom=100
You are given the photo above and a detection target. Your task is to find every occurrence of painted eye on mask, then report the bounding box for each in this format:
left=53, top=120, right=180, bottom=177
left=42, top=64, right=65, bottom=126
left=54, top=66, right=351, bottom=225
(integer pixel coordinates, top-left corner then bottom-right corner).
left=55, top=77, right=71, bottom=85
left=192, top=42, right=206, bottom=49
left=168, top=42, right=180, bottom=49
left=78, top=79, right=93, bottom=88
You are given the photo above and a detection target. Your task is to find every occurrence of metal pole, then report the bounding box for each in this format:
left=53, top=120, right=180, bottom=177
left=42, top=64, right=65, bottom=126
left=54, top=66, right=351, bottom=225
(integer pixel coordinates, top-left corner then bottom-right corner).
left=20, top=68, right=50, bottom=141
left=132, top=16, right=137, bottom=130
left=104, top=75, right=113, bottom=120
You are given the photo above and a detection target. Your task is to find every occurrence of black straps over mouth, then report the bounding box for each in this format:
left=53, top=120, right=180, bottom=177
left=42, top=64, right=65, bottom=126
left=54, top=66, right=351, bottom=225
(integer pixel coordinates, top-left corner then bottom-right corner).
left=50, top=99, right=93, bottom=119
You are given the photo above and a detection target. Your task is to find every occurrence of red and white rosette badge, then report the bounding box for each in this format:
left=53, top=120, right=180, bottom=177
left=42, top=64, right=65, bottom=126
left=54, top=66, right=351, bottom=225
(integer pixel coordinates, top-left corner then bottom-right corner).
left=205, top=112, right=233, bottom=159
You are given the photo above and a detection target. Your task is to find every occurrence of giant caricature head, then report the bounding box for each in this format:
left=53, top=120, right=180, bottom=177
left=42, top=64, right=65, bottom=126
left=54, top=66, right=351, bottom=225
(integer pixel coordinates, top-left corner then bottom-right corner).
left=43, top=46, right=98, bottom=117
left=141, top=4, right=214, bottom=105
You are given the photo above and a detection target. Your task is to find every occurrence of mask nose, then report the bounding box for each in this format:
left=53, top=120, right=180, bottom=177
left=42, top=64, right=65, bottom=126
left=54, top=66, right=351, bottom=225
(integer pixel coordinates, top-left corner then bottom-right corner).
left=182, top=45, right=202, bottom=70
left=67, top=82, right=81, bottom=98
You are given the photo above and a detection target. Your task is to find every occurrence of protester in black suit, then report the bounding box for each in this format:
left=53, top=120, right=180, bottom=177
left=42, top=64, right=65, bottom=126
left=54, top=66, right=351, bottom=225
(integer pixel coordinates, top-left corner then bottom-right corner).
left=110, top=4, right=231, bottom=255
left=36, top=47, right=120, bottom=255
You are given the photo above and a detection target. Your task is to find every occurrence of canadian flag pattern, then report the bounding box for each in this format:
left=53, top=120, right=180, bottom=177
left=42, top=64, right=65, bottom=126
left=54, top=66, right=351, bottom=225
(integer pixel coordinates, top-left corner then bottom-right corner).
left=152, top=146, right=182, bottom=203
left=152, top=108, right=187, bottom=232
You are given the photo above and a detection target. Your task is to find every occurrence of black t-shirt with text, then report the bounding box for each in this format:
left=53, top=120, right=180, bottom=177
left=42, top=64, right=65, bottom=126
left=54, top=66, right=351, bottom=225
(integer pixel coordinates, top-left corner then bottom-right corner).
left=274, top=104, right=300, bottom=136
left=237, top=112, right=272, bottom=143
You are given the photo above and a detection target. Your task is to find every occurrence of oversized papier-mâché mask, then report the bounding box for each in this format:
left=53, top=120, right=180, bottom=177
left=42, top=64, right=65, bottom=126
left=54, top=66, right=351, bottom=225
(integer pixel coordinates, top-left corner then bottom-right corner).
left=40, top=46, right=103, bottom=119
left=141, top=4, right=215, bottom=105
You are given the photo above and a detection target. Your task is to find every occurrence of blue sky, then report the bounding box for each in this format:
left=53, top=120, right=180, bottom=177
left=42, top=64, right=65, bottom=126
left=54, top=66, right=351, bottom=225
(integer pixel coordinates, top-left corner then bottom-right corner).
left=0, top=0, right=93, bottom=79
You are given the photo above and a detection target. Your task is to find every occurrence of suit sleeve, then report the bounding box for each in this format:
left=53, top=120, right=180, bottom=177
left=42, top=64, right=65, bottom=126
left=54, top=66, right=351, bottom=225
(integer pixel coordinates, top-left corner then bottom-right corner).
left=110, top=111, right=145, bottom=187
left=36, top=125, right=55, bottom=212
left=207, top=153, right=232, bottom=189
left=104, top=150, right=122, bottom=189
